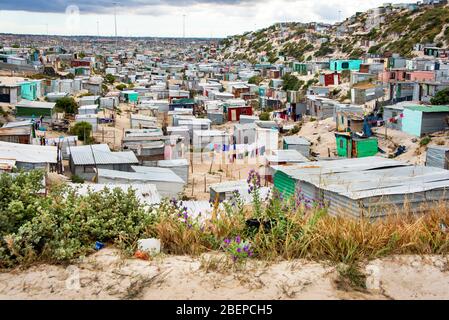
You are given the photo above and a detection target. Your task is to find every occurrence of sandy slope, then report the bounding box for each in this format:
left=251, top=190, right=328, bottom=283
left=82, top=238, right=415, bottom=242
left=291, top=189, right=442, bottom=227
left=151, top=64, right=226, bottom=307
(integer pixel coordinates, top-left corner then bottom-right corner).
left=1, top=248, right=448, bottom=300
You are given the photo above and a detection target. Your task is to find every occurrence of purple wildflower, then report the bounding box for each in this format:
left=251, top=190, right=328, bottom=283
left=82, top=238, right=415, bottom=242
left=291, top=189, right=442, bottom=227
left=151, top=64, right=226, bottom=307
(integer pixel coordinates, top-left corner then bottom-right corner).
left=235, top=236, right=241, bottom=244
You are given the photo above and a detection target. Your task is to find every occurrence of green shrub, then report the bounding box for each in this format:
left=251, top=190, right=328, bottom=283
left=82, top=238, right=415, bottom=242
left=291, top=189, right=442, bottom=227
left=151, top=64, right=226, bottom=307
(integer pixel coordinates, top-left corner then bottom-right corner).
left=259, top=112, right=270, bottom=121
left=420, top=136, right=431, bottom=146
left=55, top=97, right=78, bottom=115
left=71, top=175, right=85, bottom=184
left=70, top=121, right=93, bottom=142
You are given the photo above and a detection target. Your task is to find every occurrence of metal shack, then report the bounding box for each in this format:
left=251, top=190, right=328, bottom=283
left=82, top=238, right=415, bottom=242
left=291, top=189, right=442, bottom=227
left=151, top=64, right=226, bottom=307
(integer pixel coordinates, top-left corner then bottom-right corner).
left=209, top=179, right=271, bottom=203
left=282, top=136, right=311, bottom=157
left=0, top=127, right=32, bottom=144
left=233, top=123, right=256, bottom=145
left=402, top=105, right=449, bottom=137
left=157, top=158, right=189, bottom=183
left=265, top=149, right=310, bottom=183
left=335, top=133, right=378, bottom=158
left=272, top=157, right=449, bottom=219
left=15, top=100, right=56, bottom=120
left=69, top=144, right=139, bottom=181
left=0, top=141, right=57, bottom=171
left=426, top=145, right=449, bottom=169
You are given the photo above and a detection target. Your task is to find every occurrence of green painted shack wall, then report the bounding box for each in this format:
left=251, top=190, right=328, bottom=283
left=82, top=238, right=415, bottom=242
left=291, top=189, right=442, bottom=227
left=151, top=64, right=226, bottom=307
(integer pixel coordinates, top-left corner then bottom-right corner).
left=273, top=170, right=296, bottom=199
left=355, top=138, right=378, bottom=157
left=330, top=59, right=362, bottom=72
left=402, top=108, right=422, bottom=136
left=292, top=63, right=307, bottom=74
left=125, top=92, right=139, bottom=102
left=16, top=106, right=53, bottom=118
left=336, top=135, right=350, bottom=157
left=20, top=82, right=37, bottom=101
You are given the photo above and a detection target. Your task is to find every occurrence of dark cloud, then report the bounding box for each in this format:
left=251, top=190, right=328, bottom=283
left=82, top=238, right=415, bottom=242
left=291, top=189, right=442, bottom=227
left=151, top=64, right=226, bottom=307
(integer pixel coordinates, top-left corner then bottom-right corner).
left=0, top=0, right=258, bottom=14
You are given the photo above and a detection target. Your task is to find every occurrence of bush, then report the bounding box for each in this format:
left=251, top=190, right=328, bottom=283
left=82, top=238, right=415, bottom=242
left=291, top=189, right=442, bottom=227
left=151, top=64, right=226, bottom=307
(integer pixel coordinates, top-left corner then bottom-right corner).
left=55, top=97, right=78, bottom=115
left=259, top=112, right=270, bottom=121
left=116, top=84, right=127, bottom=91
left=105, top=74, right=115, bottom=84
left=430, top=88, right=449, bottom=105
left=420, top=136, right=431, bottom=146
left=71, top=175, right=85, bottom=184
left=248, top=75, right=263, bottom=85
left=70, top=121, right=93, bottom=142
left=0, top=172, right=154, bottom=268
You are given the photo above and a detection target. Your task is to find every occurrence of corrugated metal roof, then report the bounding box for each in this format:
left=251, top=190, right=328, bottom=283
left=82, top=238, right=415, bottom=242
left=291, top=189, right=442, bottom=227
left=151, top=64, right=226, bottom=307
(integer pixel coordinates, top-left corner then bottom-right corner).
left=16, top=100, right=56, bottom=109
left=266, top=150, right=310, bottom=163
left=0, top=141, right=57, bottom=163
left=283, top=136, right=311, bottom=146
left=157, top=159, right=189, bottom=167
left=2, top=120, right=33, bottom=128
left=406, top=105, right=449, bottom=112
left=67, top=183, right=161, bottom=205
left=70, top=144, right=138, bottom=165
left=131, top=166, right=185, bottom=183
left=97, top=168, right=183, bottom=184
left=273, top=158, right=449, bottom=200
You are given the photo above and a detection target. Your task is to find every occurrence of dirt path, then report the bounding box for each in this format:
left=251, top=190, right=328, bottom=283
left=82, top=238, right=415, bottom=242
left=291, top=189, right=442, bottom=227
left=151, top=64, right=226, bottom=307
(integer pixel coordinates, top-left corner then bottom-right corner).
left=1, top=248, right=448, bottom=300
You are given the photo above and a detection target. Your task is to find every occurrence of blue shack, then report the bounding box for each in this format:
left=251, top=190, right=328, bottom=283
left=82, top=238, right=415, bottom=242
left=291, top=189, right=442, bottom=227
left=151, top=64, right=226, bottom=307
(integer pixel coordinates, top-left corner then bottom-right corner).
left=330, top=59, right=363, bottom=72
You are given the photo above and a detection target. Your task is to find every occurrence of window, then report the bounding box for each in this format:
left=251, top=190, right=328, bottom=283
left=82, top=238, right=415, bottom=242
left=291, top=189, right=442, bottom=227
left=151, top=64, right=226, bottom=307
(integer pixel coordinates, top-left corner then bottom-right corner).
left=0, top=87, right=10, bottom=94
left=83, top=165, right=96, bottom=173
left=340, top=139, right=344, bottom=148
left=341, top=62, right=349, bottom=69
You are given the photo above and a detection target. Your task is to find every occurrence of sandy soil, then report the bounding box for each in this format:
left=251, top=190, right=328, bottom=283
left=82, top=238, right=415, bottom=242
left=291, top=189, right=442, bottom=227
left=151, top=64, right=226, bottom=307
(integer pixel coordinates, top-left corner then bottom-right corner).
left=298, top=117, right=337, bottom=157
left=1, top=248, right=448, bottom=300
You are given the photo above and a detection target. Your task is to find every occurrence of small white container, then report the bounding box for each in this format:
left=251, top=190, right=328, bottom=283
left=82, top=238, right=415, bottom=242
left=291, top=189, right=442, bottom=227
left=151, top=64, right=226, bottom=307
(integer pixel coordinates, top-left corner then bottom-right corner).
left=137, top=238, right=161, bottom=255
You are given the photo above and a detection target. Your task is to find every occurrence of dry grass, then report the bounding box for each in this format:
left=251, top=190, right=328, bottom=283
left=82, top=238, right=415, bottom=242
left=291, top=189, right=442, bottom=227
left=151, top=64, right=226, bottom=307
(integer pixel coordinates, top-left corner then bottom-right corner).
left=152, top=201, right=449, bottom=265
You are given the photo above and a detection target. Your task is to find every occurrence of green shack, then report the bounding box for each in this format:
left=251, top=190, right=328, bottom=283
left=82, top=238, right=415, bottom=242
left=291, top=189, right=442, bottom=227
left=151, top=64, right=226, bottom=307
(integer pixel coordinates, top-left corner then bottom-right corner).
left=15, top=100, right=56, bottom=119
left=19, top=81, right=38, bottom=101
left=335, top=133, right=378, bottom=158
left=273, top=169, right=297, bottom=199
left=291, top=62, right=307, bottom=75
left=122, top=90, right=139, bottom=103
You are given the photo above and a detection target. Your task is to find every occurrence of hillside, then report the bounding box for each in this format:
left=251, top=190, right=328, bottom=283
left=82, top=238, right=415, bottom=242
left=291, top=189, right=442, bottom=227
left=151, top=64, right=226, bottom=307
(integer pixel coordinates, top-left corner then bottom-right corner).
left=219, top=4, right=449, bottom=62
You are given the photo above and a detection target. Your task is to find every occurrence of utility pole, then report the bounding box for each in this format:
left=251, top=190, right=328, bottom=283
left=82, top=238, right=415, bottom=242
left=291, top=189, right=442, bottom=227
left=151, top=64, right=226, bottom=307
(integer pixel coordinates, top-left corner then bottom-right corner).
left=114, top=2, right=118, bottom=51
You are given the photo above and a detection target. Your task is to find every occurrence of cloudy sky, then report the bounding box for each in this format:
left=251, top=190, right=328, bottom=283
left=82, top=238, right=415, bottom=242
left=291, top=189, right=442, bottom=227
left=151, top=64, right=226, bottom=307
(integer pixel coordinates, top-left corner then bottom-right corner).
left=0, top=0, right=407, bottom=38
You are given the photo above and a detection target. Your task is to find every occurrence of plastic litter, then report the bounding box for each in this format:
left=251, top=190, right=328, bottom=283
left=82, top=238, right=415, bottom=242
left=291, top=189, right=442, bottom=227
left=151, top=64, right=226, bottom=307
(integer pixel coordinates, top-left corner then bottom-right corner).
left=94, top=241, right=105, bottom=250
left=137, top=238, right=161, bottom=255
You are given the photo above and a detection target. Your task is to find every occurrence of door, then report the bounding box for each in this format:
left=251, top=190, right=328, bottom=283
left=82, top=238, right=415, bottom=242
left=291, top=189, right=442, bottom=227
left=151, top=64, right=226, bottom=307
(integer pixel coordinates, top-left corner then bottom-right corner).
left=231, top=109, right=237, bottom=121
left=351, top=140, right=357, bottom=158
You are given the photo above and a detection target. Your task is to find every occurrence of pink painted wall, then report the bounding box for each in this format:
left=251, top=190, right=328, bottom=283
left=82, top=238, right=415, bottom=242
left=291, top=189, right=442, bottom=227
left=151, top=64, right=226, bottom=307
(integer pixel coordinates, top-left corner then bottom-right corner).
left=408, top=71, right=435, bottom=82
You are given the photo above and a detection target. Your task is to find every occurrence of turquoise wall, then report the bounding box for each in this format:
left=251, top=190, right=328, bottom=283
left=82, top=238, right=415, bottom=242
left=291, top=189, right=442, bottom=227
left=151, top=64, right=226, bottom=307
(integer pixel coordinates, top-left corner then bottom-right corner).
left=20, top=82, right=37, bottom=101
left=402, top=108, right=422, bottom=136
left=330, top=60, right=363, bottom=72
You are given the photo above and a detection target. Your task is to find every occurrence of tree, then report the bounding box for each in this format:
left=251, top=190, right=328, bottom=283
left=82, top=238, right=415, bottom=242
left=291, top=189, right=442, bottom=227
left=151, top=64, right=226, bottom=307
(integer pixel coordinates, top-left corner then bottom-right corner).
left=105, top=74, right=115, bottom=84
left=55, top=97, right=78, bottom=115
left=282, top=73, right=302, bottom=91
left=430, top=88, right=449, bottom=105
left=248, top=75, right=264, bottom=85
left=70, top=121, right=93, bottom=142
